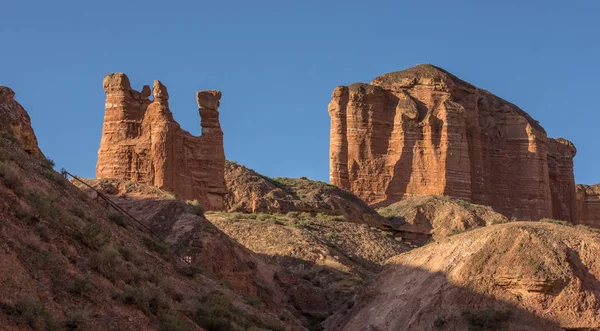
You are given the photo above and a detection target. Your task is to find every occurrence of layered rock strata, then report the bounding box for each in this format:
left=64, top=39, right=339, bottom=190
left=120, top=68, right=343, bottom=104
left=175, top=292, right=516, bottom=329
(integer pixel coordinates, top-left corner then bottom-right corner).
left=329, top=64, right=577, bottom=221
left=576, top=184, right=600, bottom=228
left=96, top=73, right=226, bottom=210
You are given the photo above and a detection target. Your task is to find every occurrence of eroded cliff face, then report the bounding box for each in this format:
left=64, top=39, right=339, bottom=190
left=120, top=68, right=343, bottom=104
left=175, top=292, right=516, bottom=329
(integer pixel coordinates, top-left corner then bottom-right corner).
left=329, top=64, right=576, bottom=221
left=0, top=86, right=42, bottom=155
left=96, top=73, right=226, bottom=210
left=576, top=184, right=600, bottom=228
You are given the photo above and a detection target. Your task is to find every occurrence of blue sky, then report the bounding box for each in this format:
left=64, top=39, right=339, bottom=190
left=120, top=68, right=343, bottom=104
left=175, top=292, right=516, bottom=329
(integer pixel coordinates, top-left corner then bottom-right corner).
left=1, top=1, right=599, bottom=184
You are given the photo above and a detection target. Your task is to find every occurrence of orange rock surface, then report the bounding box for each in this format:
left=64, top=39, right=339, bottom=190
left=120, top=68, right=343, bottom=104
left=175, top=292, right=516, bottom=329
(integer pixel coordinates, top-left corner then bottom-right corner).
left=0, top=86, right=42, bottom=155
left=329, top=64, right=577, bottom=221
left=576, top=184, right=600, bottom=228
left=96, top=73, right=226, bottom=210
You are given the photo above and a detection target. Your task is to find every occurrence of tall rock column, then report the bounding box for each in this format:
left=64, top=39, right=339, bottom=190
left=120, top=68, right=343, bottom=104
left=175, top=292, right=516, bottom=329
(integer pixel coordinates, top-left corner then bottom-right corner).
left=197, top=90, right=227, bottom=209
left=96, top=73, right=226, bottom=210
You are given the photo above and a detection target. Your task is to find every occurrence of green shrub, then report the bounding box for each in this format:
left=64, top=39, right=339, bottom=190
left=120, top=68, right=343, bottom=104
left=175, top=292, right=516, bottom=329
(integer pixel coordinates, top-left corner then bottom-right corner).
left=286, top=211, right=300, bottom=218
left=40, top=157, right=55, bottom=169
left=109, top=212, right=130, bottom=227
left=90, top=248, right=121, bottom=281
left=462, top=306, right=511, bottom=330
left=70, top=206, right=86, bottom=219
left=244, top=295, right=264, bottom=307
left=0, top=163, right=22, bottom=191
left=256, top=213, right=270, bottom=221
left=186, top=200, right=205, bottom=217
left=540, top=218, right=572, bottom=227
left=74, top=223, right=111, bottom=250
left=68, top=276, right=94, bottom=296
left=269, top=219, right=284, bottom=225
left=291, top=219, right=314, bottom=228
left=159, top=315, right=191, bottom=331
left=116, top=285, right=169, bottom=316
left=7, top=298, right=53, bottom=328
left=143, top=236, right=168, bottom=255
left=456, top=199, right=471, bottom=207
left=193, top=293, right=240, bottom=331
left=176, top=265, right=203, bottom=278
left=34, top=224, right=51, bottom=242
left=64, top=308, right=91, bottom=330
left=26, top=191, right=61, bottom=220
left=118, top=246, right=134, bottom=262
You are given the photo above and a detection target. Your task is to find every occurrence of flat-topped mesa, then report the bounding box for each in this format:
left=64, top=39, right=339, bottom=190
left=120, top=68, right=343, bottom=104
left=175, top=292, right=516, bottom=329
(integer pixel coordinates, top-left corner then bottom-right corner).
left=329, top=64, right=577, bottom=221
left=577, top=184, right=600, bottom=228
left=0, top=86, right=42, bottom=155
left=96, top=73, right=226, bottom=210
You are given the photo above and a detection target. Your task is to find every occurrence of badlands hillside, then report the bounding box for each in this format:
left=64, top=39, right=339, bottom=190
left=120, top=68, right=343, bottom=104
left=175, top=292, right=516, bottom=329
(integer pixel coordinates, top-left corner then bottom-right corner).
left=1, top=64, right=600, bottom=331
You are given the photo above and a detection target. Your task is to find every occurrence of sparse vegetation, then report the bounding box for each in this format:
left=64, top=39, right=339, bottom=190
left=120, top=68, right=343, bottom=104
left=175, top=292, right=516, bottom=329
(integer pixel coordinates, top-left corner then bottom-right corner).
left=159, top=315, right=192, bottom=331
left=74, top=223, right=112, bottom=250
left=176, top=265, right=203, bottom=278
left=118, top=246, right=134, bottom=262
left=245, top=295, right=264, bottom=307
left=7, top=297, right=54, bottom=329
left=192, top=292, right=245, bottom=331
left=540, top=218, right=572, bottom=227
left=109, top=212, right=130, bottom=227
left=26, top=191, right=61, bottom=220
left=68, top=276, right=95, bottom=296
left=39, top=156, right=55, bottom=170
left=456, top=199, right=471, bottom=207
left=186, top=200, right=205, bottom=217
left=90, top=248, right=121, bottom=281
left=143, top=236, right=168, bottom=255
left=0, top=162, right=22, bottom=191
left=291, top=219, right=314, bottom=228
left=63, top=308, right=91, bottom=330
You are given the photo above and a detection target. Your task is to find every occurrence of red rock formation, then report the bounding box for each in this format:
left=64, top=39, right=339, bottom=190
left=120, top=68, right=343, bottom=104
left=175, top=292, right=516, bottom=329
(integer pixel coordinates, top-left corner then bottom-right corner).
left=96, top=73, right=226, bottom=210
left=576, top=184, right=600, bottom=228
left=329, top=64, right=577, bottom=221
left=0, top=86, right=42, bottom=155
left=547, top=138, right=577, bottom=221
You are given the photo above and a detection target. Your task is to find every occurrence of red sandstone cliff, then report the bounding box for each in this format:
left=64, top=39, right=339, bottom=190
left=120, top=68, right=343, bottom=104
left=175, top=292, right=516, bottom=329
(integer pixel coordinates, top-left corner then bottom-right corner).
left=329, top=64, right=576, bottom=221
left=0, top=86, right=42, bottom=155
left=576, top=184, right=600, bottom=228
left=96, top=73, right=226, bottom=210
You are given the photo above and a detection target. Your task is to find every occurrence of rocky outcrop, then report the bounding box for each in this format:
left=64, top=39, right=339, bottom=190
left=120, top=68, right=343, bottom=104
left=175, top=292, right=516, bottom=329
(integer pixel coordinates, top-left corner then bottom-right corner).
left=327, top=222, right=600, bottom=330
left=96, top=73, right=226, bottom=210
left=0, top=87, right=42, bottom=155
left=224, top=161, right=391, bottom=229
left=576, top=184, right=600, bottom=228
left=329, top=64, right=577, bottom=221
left=377, top=195, right=508, bottom=243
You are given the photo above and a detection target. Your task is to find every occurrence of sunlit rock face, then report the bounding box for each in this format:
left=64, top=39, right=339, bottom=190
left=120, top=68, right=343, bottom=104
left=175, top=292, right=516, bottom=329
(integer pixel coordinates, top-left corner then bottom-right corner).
left=96, top=73, right=226, bottom=210
left=577, top=184, right=600, bottom=228
left=329, top=64, right=577, bottom=221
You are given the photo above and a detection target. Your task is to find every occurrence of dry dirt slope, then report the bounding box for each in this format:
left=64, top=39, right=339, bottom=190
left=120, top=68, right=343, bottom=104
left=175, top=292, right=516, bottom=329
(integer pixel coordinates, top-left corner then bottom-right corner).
left=327, top=222, right=600, bottom=331
left=378, top=195, right=509, bottom=243
left=0, top=87, right=304, bottom=330
left=207, top=211, right=410, bottom=322
left=224, top=161, right=390, bottom=229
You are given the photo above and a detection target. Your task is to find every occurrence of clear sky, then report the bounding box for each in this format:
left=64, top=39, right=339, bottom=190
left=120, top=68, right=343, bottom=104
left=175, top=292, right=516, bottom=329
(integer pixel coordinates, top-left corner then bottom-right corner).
left=1, top=1, right=599, bottom=184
